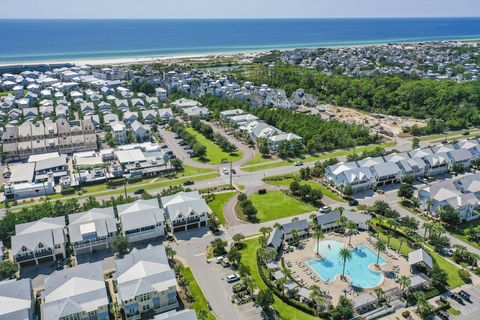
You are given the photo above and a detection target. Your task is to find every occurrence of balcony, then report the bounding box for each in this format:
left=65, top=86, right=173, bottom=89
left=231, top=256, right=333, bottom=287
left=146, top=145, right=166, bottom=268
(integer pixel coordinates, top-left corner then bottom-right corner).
left=35, top=248, right=53, bottom=258
left=16, top=253, right=34, bottom=262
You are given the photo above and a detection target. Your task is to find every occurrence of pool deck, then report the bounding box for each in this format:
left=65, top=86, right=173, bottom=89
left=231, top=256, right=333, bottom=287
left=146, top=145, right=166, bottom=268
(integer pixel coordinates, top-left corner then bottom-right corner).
left=283, top=231, right=410, bottom=305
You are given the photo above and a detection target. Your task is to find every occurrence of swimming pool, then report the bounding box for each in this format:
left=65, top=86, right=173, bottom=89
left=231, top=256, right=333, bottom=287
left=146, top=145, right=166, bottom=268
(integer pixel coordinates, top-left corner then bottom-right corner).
left=306, top=240, right=385, bottom=288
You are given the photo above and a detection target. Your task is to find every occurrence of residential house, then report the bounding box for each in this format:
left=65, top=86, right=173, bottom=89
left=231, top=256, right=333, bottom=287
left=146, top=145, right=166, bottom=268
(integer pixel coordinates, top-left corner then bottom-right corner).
left=41, top=262, right=109, bottom=320
left=11, top=217, right=67, bottom=266
left=115, top=245, right=179, bottom=319
left=456, top=173, right=480, bottom=197
left=219, top=109, right=245, bottom=120
left=153, top=309, right=198, bottom=320
left=0, top=278, right=34, bottom=320
left=315, top=212, right=341, bottom=232
left=423, top=152, right=450, bottom=176
left=447, top=149, right=473, bottom=169
left=418, top=181, right=479, bottom=220
left=111, top=121, right=127, bottom=145
left=369, top=162, right=401, bottom=186
left=267, top=133, right=303, bottom=152
left=155, top=87, right=167, bottom=102
left=161, top=191, right=210, bottom=232
left=131, top=120, right=149, bottom=142
left=142, top=110, right=157, bottom=124
left=118, top=199, right=166, bottom=243
left=157, top=108, right=174, bottom=124
left=123, top=111, right=139, bottom=125
left=68, top=207, right=118, bottom=255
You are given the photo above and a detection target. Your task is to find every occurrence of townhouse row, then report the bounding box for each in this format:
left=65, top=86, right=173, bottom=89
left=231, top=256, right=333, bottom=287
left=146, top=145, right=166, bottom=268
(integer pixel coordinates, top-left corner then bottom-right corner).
left=11, top=191, right=209, bottom=267
left=325, top=140, right=479, bottom=193
left=0, top=245, right=198, bottom=320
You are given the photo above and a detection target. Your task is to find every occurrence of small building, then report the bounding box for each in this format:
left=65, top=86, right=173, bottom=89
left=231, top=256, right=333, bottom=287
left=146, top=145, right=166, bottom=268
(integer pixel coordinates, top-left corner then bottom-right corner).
left=352, top=292, right=378, bottom=314
left=343, top=211, right=371, bottom=231
left=11, top=217, right=67, bottom=266
left=315, top=212, right=341, bottom=232
left=111, top=121, right=127, bottom=145
left=41, top=262, right=109, bottom=320
left=408, top=248, right=434, bottom=271
left=115, top=245, right=179, bottom=319
left=267, top=228, right=284, bottom=251
left=157, top=108, right=174, bottom=124
left=409, top=273, right=431, bottom=291
left=131, top=120, right=149, bottom=142
left=281, top=219, right=309, bottom=242
left=219, top=109, right=245, bottom=120
left=161, top=191, right=210, bottom=232
left=118, top=199, right=166, bottom=243
left=0, top=278, right=34, bottom=320
left=68, top=207, right=118, bottom=255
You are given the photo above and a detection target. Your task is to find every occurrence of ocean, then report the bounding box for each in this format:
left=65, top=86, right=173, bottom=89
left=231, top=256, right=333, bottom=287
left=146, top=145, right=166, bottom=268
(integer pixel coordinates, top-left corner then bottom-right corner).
left=1, top=18, right=480, bottom=64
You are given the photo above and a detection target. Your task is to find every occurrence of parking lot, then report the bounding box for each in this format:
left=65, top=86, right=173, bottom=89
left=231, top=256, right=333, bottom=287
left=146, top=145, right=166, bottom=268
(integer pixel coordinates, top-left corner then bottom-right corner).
left=441, top=285, right=480, bottom=319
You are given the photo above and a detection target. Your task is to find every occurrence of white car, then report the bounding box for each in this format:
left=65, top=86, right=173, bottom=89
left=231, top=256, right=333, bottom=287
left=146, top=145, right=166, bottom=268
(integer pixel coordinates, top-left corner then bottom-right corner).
left=318, top=206, right=331, bottom=213
left=226, top=273, right=240, bottom=283
left=215, top=256, right=225, bottom=264
left=222, top=168, right=230, bottom=175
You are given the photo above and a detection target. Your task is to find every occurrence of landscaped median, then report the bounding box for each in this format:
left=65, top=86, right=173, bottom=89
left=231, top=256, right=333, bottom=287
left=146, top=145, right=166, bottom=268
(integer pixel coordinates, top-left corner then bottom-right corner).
left=181, top=267, right=216, bottom=320
left=206, top=191, right=238, bottom=225
left=235, top=190, right=316, bottom=223
left=240, top=141, right=396, bottom=172
left=185, top=127, right=242, bottom=164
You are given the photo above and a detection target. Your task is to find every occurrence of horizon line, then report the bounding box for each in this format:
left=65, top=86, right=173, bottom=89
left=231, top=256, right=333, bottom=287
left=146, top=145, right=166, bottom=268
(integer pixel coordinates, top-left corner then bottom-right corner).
left=1, top=16, right=480, bottom=20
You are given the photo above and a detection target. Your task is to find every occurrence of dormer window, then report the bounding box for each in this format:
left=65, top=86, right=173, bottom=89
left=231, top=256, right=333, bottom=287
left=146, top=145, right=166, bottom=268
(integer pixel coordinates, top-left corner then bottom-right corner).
left=22, top=246, right=28, bottom=252
left=38, top=243, right=44, bottom=248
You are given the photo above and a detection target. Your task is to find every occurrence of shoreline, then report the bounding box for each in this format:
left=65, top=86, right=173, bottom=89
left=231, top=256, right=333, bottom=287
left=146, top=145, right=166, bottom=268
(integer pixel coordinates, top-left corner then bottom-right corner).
left=1, top=37, right=480, bottom=67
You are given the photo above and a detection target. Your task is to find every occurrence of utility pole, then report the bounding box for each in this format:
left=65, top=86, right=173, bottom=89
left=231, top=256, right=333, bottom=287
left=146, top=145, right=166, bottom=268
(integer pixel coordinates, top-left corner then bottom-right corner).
left=229, top=161, right=233, bottom=188
left=124, top=178, right=127, bottom=197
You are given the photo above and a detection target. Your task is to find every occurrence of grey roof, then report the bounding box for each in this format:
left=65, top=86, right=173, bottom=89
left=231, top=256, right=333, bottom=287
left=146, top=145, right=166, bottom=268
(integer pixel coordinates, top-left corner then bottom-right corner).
left=282, top=219, right=309, bottom=234
left=357, top=156, right=385, bottom=168
left=447, top=148, right=473, bottom=162
left=343, top=211, right=371, bottom=225
left=384, top=152, right=410, bottom=163
left=8, top=162, right=35, bottom=183
left=272, top=270, right=285, bottom=280
left=369, top=162, right=401, bottom=178
left=408, top=148, right=433, bottom=159
left=153, top=309, right=198, bottom=320
left=68, top=207, right=117, bottom=243
left=0, top=278, right=32, bottom=320
left=408, top=248, right=434, bottom=269
left=161, top=191, right=210, bottom=222
left=12, top=217, right=66, bottom=255
left=457, top=173, right=480, bottom=193
left=327, top=161, right=359, bottom=176
left=41, top=262, right=108, bottom=320
left=409, top=273, right=430, bottom=289
left=422, top=152, right=449, bottom=167
left=315, top=212, right=341, bottom=226
left=34, top=155, right=67, bottom=171
left=115, top=245, right=177, bottom=302
left=396, top=157, right=427, bottom=174
left=118, top=199, right=165, bottom=232
left=267, top=228, right=284, bottom=249
left=341, top=167, right=373, bottom=183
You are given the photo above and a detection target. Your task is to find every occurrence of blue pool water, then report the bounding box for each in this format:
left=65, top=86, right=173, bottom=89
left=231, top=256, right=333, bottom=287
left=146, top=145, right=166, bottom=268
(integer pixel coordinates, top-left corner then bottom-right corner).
left=306, top=240, right=385, bottom=288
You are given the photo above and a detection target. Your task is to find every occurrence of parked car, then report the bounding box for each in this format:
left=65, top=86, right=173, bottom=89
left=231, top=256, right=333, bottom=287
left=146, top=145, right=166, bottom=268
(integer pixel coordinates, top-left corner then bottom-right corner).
left=215, top=256, right=225, bottom=264
left=463, top=131, right=470, bottom=136
left=294, top=161, right=303, bottom=166
left=348, top=199, right=358, bottom=206
left=318, top=206, right=331, bottom=213
left=134, top=189, right=145, bottom=195
left=183, top=180, right=194, bottom=186
left=55, top=260, right=64, bottom=271
left=161, top=144, right=168, bottom=148
left=231, top=169, right=237, bottom=174
left=226, top=273, right=240, bottom=283
left=222, top=168, right=230, bottom=175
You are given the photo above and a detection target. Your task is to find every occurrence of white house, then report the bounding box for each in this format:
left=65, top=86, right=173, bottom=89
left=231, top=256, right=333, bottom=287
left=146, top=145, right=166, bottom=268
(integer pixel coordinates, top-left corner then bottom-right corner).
left=0, top=278, right=34, bottom=320
left=118, top=199, right=166, bottom=243
left=11, top=217, right=67, bottom=266
left=161, top=191, right=210, bottom=232
left=68, top=207, right=118, bottom=255
left=115, top=245, right=179, bottom=319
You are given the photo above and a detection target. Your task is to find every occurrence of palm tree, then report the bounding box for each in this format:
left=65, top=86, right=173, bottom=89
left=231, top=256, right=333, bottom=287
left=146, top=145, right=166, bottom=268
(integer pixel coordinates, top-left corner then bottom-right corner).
left=337, top=206, right=345, bottom=216
left=309, top=284, right=326, bottom=312
left=259, top=226, right=272, bottom=238
left=338, top=247, right=353, bottom=279
left=373, top=239, right=386, bottom=266
left=312, top=229, right=325, bottom=255
left=374, top=287, right=384, bottom=304
left=337, top=215, right=348, bottom=229
left=426, top=199, right=433, bottom=213
left=423, top=221, right=435, bottom=239
left=386, top=218, right=398, bottom=247
left=346, top=220, right=357, bottom=246
left=166, top=247, right=176, bottom=261
left=399, top=275, right=411, bottom=293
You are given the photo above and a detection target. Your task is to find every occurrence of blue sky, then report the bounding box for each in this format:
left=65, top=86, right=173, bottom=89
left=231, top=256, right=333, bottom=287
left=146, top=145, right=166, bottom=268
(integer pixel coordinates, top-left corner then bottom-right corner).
left=1, top=0, right=480, bottom=19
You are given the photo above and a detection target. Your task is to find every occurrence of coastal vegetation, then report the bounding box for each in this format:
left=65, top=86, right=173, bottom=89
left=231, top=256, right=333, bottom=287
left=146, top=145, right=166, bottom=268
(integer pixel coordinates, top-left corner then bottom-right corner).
left=239, top=64, right=480, bottom=134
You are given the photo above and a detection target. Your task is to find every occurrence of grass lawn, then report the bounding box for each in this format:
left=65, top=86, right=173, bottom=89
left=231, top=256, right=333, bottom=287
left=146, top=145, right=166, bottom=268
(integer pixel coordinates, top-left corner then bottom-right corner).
left=181, top=267, right=216, bottom=320
left=240, top=239, right=319, bottom=320
left=265, top=177, right=345, bottom=202
left=249, top=190, right=316, bottom=222
left=241, top=141, right=396, bottom=172
left=181, top=164, right=216, bottom=176
left=185, top=127, right=242, bottom=164
left=428, top=248, right=465, bottom=288
left=242, top=153, right=277, bottom=167
left=377, top=231, right=414, bottom=257
left=207, top=191, right=237, bottom=225
left=416, top=129, right=480, bottom=142
left=448, top=307, right=461, bottom=316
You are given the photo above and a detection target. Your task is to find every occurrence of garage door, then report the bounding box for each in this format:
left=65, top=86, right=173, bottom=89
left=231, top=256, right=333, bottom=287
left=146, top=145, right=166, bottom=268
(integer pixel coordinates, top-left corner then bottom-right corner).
left=174, top=226, right=186, bottom=232
left=187, top=223, right=199, bottom=230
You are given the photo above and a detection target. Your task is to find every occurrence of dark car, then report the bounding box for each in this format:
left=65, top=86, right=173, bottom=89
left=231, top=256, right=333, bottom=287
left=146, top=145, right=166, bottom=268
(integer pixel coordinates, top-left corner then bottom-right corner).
left=133, top=189, right=145, bottom=195
left=348, top=199, right=359, bottom=206
left=183, top=180, right=194, bottom=186
left=55, top=260, right=64, bottom=271
left=231, top=169, right=237, bottom=174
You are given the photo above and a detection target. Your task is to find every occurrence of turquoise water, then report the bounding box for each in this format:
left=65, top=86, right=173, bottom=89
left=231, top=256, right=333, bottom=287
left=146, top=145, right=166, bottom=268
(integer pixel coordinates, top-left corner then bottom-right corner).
left=306, top=240, right=385, bottom=288
left=1, top=18, right=480, bottom=63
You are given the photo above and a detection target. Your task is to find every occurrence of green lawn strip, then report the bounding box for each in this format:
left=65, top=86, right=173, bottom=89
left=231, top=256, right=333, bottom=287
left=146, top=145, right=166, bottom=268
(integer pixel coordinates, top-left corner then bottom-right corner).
left=377, top=231, right=414, bottom=257
left=242, top=153, right=277, bottom=167
left=185, top=127, right=242, bottom=164
left=265, top=177, right=345, bottom=203
left=240, top=239, right=319, bottom=320
left=241, top=141, right=396, bottom=172
left=447, top=307, right=461, bottom=316
left=181, top=267, right=216, bottom=320
left=249, top=190, right=316, bottom=222
left=207, top=191, right=237, bottom=225
left=181, top=165, right=216, bottom=176
left=416, top=129, right=480, bottom=142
